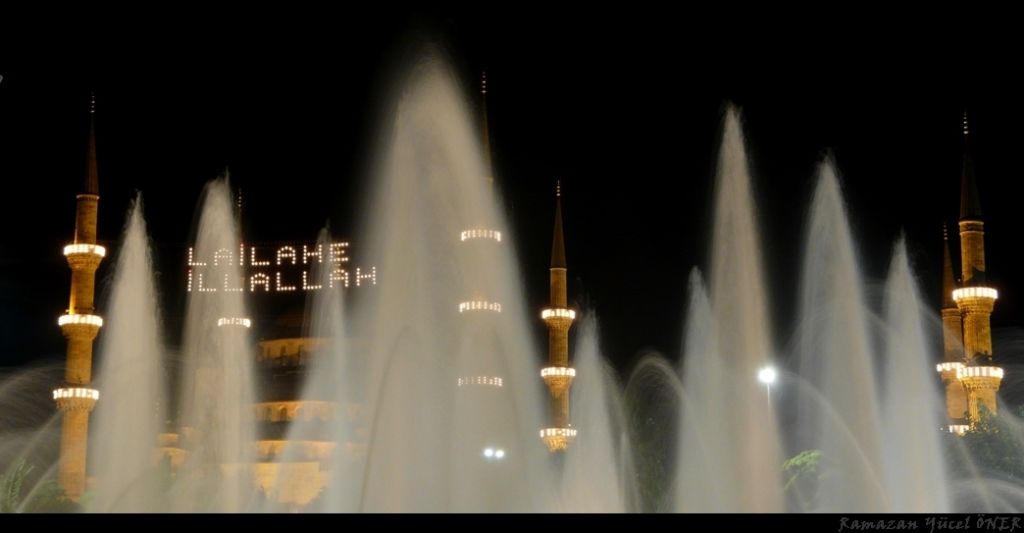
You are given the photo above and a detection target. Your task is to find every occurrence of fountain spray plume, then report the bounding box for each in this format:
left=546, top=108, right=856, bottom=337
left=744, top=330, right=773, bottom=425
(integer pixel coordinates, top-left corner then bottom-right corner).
left=270, top=227, right=362, bottom=511
left=880, top=236, right=951, bottom=511
left=676, top=267, right=729, bottom=511
left=352, top=51, right=550, bottom=511
left=175, top=177, right=257, bottom=511
left=794, top=158, right=886, bottom=511
left=558, top=313, right=632, bottom=511
left=91, top=194, right=167, bottom=511
left=677, top=106, right=784, bottom=511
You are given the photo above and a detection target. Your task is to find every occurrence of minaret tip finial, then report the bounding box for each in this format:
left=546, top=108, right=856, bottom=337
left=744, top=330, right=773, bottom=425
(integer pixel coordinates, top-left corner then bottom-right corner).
left=557, top=179, right=562, bottom=198
left=943, top=222, right=948, bottom=241
left=90, top=91, right=96, bottom=115
left=963, top=110, right=969, bottom=136
left=481, top=71, right=487, bottom=96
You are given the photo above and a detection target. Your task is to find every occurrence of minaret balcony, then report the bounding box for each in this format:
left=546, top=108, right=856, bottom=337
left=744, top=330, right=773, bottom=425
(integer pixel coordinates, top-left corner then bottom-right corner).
left=956, top=365, right=1004, bottom=391
left=952, top=286, right=998, bottom=303
left=459, top=229, right=502, bottom=242
left=540, top=427, right=577, bottom=452
left=58, top=313, right=103, bottom=338
left=53, top=386, right=99, bottom=412
left=541, top=308, right=576, bottom=330
left=936, top=361, right=964, bottom=382
left=936, top=362, right=965, bottom=373
left=541, top=366, right=576, bottom=394
left=63, top=244, right=105, bottom=269
left=64, top=244, right=106, bottom=258
left=459, top=301, right=502, bottom=313
left=541, top=308, right=576, bottom=320
left=456, top=376, right=504, bottom=388
left=947, top=424, right=970, bottom=436
left=956, top=365, right=1004, bottom=380
left=217, top=317, right=252, bottom=328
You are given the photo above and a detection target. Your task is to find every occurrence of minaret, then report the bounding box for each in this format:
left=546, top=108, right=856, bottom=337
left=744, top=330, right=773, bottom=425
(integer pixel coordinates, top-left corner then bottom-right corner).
left=55, top=93, right=105, bottom=499
left=952, top=111, right=1003, bottom=422
left=937, top=224, right=968, bottom=426
left=540, top=181, right=577, bottom=452
left=481, top=71, right=494, bottom=187
left=454, top=70, right=508, bottom=468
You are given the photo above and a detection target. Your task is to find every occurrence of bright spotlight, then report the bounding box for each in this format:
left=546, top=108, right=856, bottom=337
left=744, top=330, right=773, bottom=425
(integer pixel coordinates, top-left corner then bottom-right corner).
left=758, top=366, right=777, bottom=385
left=483, top=448, right=495, bottom=458
left=495, top=449, right=505, bottom=459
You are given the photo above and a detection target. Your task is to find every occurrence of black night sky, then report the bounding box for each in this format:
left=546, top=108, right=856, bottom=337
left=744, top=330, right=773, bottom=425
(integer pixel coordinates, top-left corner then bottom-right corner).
left=1, top=9, right=1023, bottom=386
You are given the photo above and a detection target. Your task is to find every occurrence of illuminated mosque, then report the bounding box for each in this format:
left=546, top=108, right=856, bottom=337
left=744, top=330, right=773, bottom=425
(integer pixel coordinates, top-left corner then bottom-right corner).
left=936, top=114, right=1005, bottom=435
left=52, top=79, right=577, bottom=506
left=48, top=74, right=1009, bottom=508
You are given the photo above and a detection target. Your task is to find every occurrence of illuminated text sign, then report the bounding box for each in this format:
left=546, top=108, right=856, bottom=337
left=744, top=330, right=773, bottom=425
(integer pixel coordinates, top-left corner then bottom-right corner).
left=186, top=242, right=377, bottom=293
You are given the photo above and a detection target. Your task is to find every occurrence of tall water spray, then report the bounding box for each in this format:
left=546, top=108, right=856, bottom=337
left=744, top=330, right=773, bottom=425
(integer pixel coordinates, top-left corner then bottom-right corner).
left=794, top=161, right=886, bottom=511
left=90, top=196, right=166, bottom=511
left=269, top=228, right=362, bottom=511
left=0, top=366, right=63, bottom=512
left=350, top=54, right=550, bottom=511
left=559, top=315, right=631, bottom=511
left=881, top=239, right=951, bottom=510
left=175, top=179, right=257, bottom=511
left=676, top=268, right=725, bottom=511
left=677, top=107, right=784, bottom=511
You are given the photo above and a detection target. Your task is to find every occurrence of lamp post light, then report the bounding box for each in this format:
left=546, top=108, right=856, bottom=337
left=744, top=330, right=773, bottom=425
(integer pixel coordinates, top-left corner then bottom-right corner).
left=758, top=365, right=777, bottom=403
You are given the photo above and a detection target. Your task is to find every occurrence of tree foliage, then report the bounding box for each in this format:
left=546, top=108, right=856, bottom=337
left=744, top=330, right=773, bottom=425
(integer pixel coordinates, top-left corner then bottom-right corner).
left=951, top=404, right=1024, bottom=481
left=0, top=460, right=79, bottom=513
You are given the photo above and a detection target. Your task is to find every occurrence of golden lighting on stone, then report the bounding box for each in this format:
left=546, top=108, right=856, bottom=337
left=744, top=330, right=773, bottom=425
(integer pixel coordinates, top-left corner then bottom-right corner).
left=956, top=366, right=1004, bottom=380
left=63, top=244, right=106, bottom=258
left=936, top=362, right=965, bottom=373
left=457, top=376, right=504, bottom=387
left=540, top=367, right=576, bottom=378
left=541, top=308, right=576, bottom=320
left=459, top=300, right=502, bottom=313
left=53, top=387, right=99, bottom=401
left=217, top=317, right=252, bottom=328
left=952, top=287, right=998, bottom=302
left=460, top=229, right=502, bottom=242
left=254, top=401, right=334, bottom=423
left=58, top=314, right=103, bottom=328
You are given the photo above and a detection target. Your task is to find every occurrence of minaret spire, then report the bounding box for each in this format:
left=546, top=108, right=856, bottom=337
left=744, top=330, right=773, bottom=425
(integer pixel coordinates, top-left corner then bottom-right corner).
left=551, top=180, right=566, bottom=269
left=481, top=71, right=494, bottom=184
left=946, top=111, right=1003, bottom=426
left=939, top=223, right=968, bottom=424
left=83, top=92, right=99, bottom=195
left=942, top=223, right=957, bottom=308
left=541, top=180, right=576, bottom=452
left=960, top=111, right=982, bottom=222
left=56, top=93, right=106, bottom=499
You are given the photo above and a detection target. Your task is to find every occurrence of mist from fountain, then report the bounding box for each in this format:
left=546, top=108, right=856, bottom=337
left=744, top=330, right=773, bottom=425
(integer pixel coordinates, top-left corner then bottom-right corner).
left=671, top=110, right=958, bottom=513
left=90, top=196, right=167, bottom=512
left=880, top=238, right=950, bottom=510
left=792, top=161, right=888, bottom=511
left=558, top=314, right=633, bottom=511
left=173, top=178, right=257, bottom=511
left=676, top=108, right=784, bottom=512
left=0, top=53, right=1019, bottom=515
left=264, top=228, right=363, bottom=511
left=340, top=54, right=553, bottom=511
left=0, top=366, right=63, bottom=512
